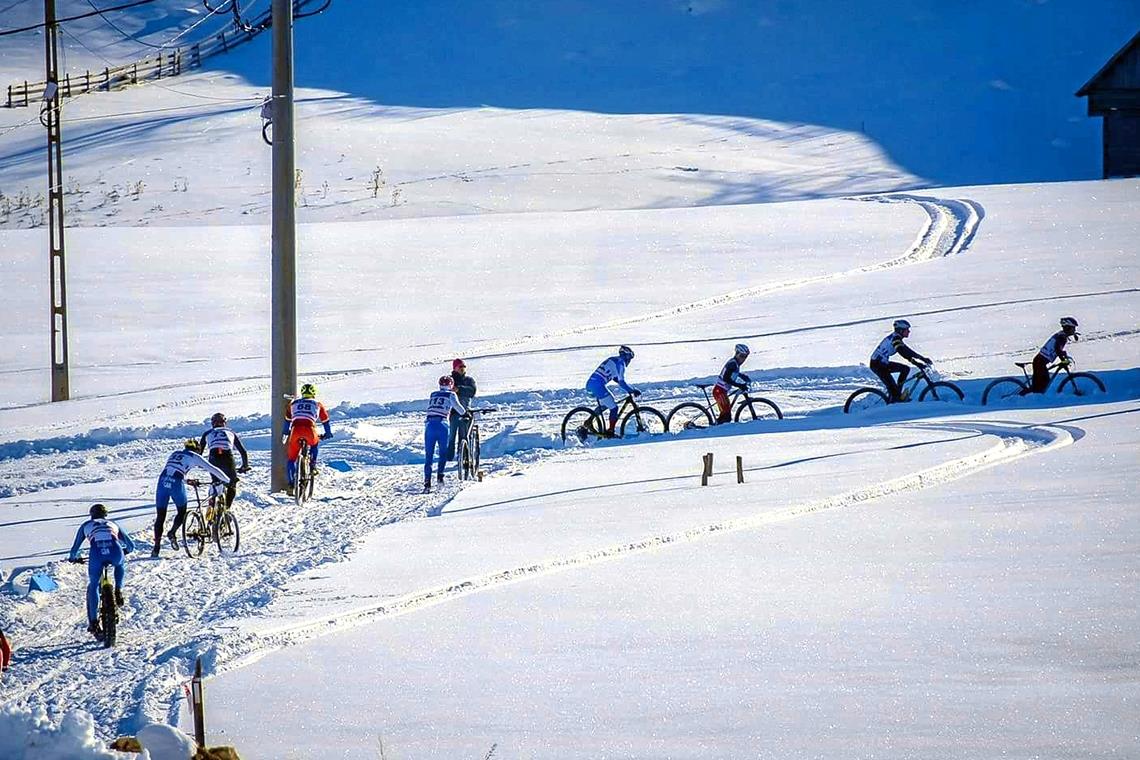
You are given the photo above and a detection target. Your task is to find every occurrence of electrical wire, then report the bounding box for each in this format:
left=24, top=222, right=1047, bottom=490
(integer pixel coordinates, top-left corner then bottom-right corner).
left=0, top=0, right=162, bottom=37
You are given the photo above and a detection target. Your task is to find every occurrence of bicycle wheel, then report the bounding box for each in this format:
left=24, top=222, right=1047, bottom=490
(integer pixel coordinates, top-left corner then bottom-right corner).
left=181, top=511, right=208, bottom=558
left=981, top=377, right=1026, bottom=406
left=735, top=397, right=783, bottom=422
left=459, top=439, right=473, bottom=481
left=562, top=406, right=602, bottom=442
left=100, top=577, right=117, bottom=648
left=1056, top=371, right=1106, bottom=399
left=295, top=449, right=309, bottom=507
left=666, top=402, right=713, bottom=433
left=919, top=381, right=965, bottom=404
left=619, top=406, right=667, bottom=438
left=472, top=427, right=481, bottom=473
left=213, top=510, right=240, bottom=553
left=844, top=387, right=889, bottom=414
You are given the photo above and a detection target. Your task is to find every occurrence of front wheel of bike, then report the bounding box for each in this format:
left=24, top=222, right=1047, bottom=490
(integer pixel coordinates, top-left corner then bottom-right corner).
left=472, top=427, right=481, bottom=473
left=619, top=406, right=667, bottom=438
left=735, top=397, right=783, bottom=422
left=666, top=402, right=713, bottom=433
left=562, top=406, right=603, bottom=442
left=100, top=578, right=117, bottom=648
left=459, top=439, right=473, bottom=481
left=981, top=377, right=1026, bottom=406
left=919, top=381, right=965, bottom=403
left=1056, top=371, right=1106, bottom=399
left=182, top=511, right=208, bottom=557
left=844, top=387, right=889, bottom=414
left=213, top=511, right=240, bottom=553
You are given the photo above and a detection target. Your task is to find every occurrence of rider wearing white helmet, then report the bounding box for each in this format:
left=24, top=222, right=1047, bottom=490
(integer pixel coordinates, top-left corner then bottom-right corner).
left=869, top=319, right=932, bottom=402
left=713, top=343, right=752, bottom=423
left=585, top=346, right=641, bottom=437
left=1025, top=317, right=1079, bottom=394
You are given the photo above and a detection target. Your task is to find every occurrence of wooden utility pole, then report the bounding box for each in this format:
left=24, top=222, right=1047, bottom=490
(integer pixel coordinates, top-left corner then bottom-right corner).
left=44, top=0, right=70, bottom=401
left=270, top=0, right=297, bottom=492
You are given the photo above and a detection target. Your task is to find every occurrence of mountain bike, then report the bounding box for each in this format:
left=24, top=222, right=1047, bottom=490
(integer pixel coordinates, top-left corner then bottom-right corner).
left=560, top=393, right=667, bottom=442
left=294, top=439, right=316, bottom=507
left=458, top=408, right=495, bottom=481
left=70, top=557, right=119, bottom=647
left=183, top=479, right=241, bottom=556
left=666, top=383, right=783, bottom=432
left=844, top=363, right=964, bottom=413
left=981, top=359, right=1106, bottom=405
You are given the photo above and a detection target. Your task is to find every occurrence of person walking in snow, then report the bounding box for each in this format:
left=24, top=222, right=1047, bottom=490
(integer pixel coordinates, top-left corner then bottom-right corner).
left=868, top=319, right=932, bottom=402
left=424, top=375, right=466, bottom=492
left=446, top=358, right=478, bottom=466
left=153, top=439, right=230, bottom=557
left=66, top=503, right=136, bottom=640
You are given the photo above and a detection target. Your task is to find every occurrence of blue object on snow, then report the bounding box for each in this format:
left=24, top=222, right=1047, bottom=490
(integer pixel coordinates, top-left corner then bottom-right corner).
left=325, top=459, right=352, bottom=473
left=28, top=573, right=59, bottom=593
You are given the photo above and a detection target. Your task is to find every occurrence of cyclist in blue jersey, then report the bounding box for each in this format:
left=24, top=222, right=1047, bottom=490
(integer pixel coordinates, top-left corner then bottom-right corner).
left=424, top=375, right=467, bottom=492
left=67, top=503, right=136, bottom=640
left=152, top=439, right=230, bottom=556
left=584, top=345, right=641, bottom=438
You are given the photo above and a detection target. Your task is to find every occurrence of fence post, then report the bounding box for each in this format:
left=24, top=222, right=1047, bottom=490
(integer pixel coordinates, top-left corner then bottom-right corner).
left=736, top=456, right=744, bottom=484
left=132, top=63, right=137, bottom=84
left=190, top=657, right=206, bottom=748
left=6, top=85, right=11, bottom=108
left=102, top=68, right=109, bottom=91
left=220, top=31, right=228, bottom=52
left=23, top=80, right=28, bottom=106
left=701, top=452, right=713, bottom=486
left=84, top=70, right=90, bottom=94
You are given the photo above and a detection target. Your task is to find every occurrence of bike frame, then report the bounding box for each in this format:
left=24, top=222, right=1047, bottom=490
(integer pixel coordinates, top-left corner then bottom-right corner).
left=694, top=384, right=753, bottom=419
left=1015, top=359, right=1072, bottom=391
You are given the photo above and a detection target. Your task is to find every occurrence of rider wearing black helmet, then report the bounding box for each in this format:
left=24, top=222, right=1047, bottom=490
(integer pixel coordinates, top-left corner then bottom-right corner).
left=1024, top=317, right=1079, bottom=394
left=198, top=412, right=250, bottom=508
left=67, top=503, right=136, bottom=639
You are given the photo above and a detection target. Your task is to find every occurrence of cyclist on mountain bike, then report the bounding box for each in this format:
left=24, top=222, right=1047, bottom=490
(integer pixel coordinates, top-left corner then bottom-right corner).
left=284, top=383, right=333, bottom=496
left=714, top=344, right=752, bottom=423
left=869, top=319, right=932, bottom=403
left=446, top=358, right=478, bottom=465
left=585, top=345, right=642, bottom=438
left=1022, top=317, right=1079, bottom=395
left=198, top=412, right=251, bottom=508
left=425, top=375, right=467, bottom=492
left=67, top=503, right=135, bottom=639
left=153, top=439, right=231, bottom=557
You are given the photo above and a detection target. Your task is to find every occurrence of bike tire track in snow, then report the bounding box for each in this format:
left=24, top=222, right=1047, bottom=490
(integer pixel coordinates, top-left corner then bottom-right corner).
left=215, top=418, right=1070, bottom=673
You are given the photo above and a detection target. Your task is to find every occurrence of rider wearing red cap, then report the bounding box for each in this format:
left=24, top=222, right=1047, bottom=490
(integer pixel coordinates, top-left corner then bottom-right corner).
left=446, top=358, right=478, bottom=464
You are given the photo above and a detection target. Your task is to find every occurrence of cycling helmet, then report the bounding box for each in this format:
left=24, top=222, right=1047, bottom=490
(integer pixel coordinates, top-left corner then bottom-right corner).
left=618, top=345, right=635, bottom=362
left=184, top=438, right=202, bottom=453
left=211, top=412, right=227, bottom=427
left=439, top=375, right=454, bottom=389
left=893, top=319, right=911, bottom=332
left=734, top=343, right=750, bottom=357
left=89, top=503, right=108, bottom=519
left=1060, top=316, right=1079, bottom=330
left=452, top=358, right=467, bottom=371
left=300, top=383, right=317, bottom=398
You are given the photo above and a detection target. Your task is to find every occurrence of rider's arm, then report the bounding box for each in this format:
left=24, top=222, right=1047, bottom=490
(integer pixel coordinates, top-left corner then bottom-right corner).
left=115, top=522, right=136, bottom=553
left=67, top=522, right=88, bottom=561
left=234, top=434, right=250, bottom=469
left=895, top=340, right=928, bottom=365
left=721, top=360, right=748, bottom=390
left=1054, top=333, right=1070, bottom=360
left=198, top=431, right=209, bottom=453
left=192, top=452, right=231, bottom=484
left=318, top=403, right=332, bottom=437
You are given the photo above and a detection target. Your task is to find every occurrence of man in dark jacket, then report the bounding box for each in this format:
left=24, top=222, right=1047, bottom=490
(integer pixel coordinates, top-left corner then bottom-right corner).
left=447, top=358, right=478, bottom=463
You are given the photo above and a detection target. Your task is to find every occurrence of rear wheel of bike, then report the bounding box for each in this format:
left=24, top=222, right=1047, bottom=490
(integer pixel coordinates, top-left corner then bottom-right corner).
left=735, top=397, right=783, bottom=422
left=562, top=406, right=603, bottom=442
left=666, top=402, right=713, bottom=433
left=844, top=387, right=889, bottom=413
left=295, top=447, right=310, bottom=507
left=472, top=427, right=481, bottom=473
left=213, top=510, right=240, bottom=553
left=182, top=511, right=208, bottom=557
left=919, top=381, right=965, bottom=403
left=619, top=406, right=667, bottom=438
left=100, top=577, right=117, bottom=648
left=981, top=377, right=1026, bottom=405
left=1056, top=371, right=1106, bottom=399
left=459, top=439, right=473, bottom=480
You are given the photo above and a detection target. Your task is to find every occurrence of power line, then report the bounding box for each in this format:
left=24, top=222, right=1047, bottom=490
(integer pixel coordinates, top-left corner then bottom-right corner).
left=0, top=0, right=161, bottom=37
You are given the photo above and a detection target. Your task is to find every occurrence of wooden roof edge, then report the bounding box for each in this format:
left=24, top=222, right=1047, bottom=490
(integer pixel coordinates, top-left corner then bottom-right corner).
left=1076, top=28, right=1140, bottom=97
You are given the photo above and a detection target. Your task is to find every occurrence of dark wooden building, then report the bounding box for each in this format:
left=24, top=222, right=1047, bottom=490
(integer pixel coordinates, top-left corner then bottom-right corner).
left=1077, top=30, right=1140, bottom=178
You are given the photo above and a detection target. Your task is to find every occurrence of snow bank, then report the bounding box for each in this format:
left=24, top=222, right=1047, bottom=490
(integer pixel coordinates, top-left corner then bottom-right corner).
left=0, top=704, right=136, bottom=759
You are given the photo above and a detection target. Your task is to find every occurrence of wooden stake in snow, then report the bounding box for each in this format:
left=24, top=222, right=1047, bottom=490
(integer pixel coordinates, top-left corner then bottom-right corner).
left=736, top=455, right=744, bottom=483
left=701, top=452, right=713, bottom=485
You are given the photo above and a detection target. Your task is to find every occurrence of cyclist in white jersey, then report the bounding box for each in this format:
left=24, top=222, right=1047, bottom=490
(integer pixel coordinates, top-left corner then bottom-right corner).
left=198, top=412, right=251, bottom=508
left=67, top=503, right=136, bottom=639
left=424, top=375, right=466, bottom=492
left=868, top=319, right=932, bottom=402
left=152, top=439, right=230, bottom=556
left=1023, top=317, right=1079, bottom=394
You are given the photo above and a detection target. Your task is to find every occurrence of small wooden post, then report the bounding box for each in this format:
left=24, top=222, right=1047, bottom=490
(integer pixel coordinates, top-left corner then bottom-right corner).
left=23, top=80, right=29, bottom=106
left=190, top=657, right=206, bottom=748
left=64, top=73, right=71, bottom=97
left=6, top=85, right=11, bottom=108
left=701, top=452, right=713, bottom=485
left=736, top=455, right=744, bottom=484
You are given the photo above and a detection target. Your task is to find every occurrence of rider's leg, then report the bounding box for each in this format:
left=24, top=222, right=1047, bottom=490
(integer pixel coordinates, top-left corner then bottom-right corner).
left=86, top=556, right=103, bottom=623
left=167, top=480, right=188, bottom=538
left=435, top=421, right=450, bottom=481
left=424, top=419, right=443, bottom=485
left=285, top=433, right=301, bottom=486
left=1029, top=354, right=1050, bottom=393
left=712, top=386, right=731, bottom=423
left=869, top=360, right=901, bottom=402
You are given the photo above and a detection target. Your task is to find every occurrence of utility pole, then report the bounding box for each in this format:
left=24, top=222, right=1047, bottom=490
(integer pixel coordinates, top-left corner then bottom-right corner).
left=270, top=0, right=297, bottom=492
left=44, top=0, right=70, bottom=401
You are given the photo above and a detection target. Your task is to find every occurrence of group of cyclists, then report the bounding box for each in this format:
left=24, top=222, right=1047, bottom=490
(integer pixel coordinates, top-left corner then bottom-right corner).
left=66, top=316, right=1080, bottom=641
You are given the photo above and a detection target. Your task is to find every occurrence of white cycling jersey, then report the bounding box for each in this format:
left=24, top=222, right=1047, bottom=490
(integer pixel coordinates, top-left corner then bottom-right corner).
left=203, top=427, right=237, bottom=451
left=160, top=450, right=229, bottom=483
left=426, top=389, right=466, bottom=421
left=289, top=398, right=322, bottom=422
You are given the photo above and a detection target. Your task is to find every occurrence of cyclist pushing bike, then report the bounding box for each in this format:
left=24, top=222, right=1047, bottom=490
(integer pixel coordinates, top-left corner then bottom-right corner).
left=1022, top=317, right=1079, bottom=395
left=198, top=412, right=251, bottom=509
left=284, top=383, right=333, bottom=497
left=583, top=345, right=642, bottom=439
left=869, top=319, right=933, bottom=403
left=67, top=503, right=135, bottom=640
left=424, top=375, right=466, bottom=492
left=153, top=440, right=230, bottom=557
left=714, top=344, right=752, bottom=423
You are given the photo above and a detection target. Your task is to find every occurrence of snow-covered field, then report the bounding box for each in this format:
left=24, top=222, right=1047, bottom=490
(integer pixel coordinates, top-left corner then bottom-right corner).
left=2, top=1, right=1139, bottom=758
